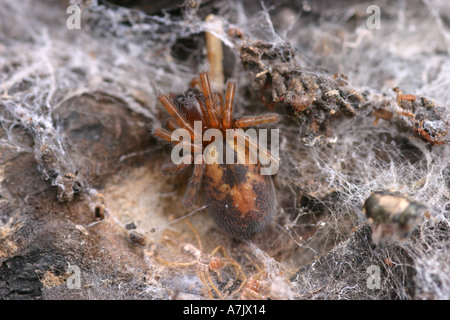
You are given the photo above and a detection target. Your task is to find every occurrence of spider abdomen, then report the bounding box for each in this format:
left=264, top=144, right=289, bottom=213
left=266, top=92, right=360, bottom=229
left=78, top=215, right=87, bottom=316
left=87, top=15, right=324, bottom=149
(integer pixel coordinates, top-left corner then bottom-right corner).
left=202, top=162, right=277, bottom=238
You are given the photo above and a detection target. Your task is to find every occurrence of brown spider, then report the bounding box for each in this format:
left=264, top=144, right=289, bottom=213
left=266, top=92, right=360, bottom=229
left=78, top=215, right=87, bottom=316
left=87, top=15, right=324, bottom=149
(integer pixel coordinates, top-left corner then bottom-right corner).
left=153, top=72, right=280, bottom=238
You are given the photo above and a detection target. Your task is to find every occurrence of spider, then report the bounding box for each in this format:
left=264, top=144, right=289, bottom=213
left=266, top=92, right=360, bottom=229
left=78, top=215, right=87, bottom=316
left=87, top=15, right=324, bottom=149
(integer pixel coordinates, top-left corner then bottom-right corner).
left=155, top=220, right=247, bottom=299
left=153, top=72, right=281, bottom=238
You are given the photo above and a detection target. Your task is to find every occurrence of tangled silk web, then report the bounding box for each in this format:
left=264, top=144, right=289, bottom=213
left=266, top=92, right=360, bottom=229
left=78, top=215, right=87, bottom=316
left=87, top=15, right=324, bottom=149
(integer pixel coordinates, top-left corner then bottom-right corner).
left=0, top=0, right=449, bottom=299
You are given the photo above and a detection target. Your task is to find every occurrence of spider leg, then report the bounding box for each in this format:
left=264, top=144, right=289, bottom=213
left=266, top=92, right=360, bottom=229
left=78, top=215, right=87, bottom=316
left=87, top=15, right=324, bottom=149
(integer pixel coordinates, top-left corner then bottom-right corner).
left=200, top=72, right=220, bottom=128
left=210, top=245, right=229, bottom=257
left=232, top=129, right=280, bottom=167
left=161, top=162, right=191, bottom=175
left=197, top=268, right=216, bottom=299
left=152, top=127, right=174, bottom=143
left=231, top=113, right=281, bottom=166
left=166, top=118, right=179, bottom=131
left=213, top=92, right=224, bottom=122
left=155, top=254, right=197, bottom=267
left=158, top=94, right=195, bottom=138
left=183, top=154, right=205, bottom=207
left=153, top=127, right=202, bottom=153
left=203, top=267, right=224, bottom=299
left=233, top=113, right=281, bottom=128
left=210, top=245, right=247, bottom=295
left=211, top=245, right=239, bottom=279
left=189, top=77, right=201, bottom=89
left=222, top=81, right=235, bottom=130
left=227, top=260, right=247, bottom=296
left=184, top=220, right=203, bottom=252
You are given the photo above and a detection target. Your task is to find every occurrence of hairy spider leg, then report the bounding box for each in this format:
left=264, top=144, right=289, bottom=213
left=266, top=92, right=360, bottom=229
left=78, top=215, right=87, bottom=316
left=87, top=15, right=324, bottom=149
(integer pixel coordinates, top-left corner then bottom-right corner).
left=153, top=127, right=202, bottom=174
left=166, top=118, right=179, bottom=132
left=221, top=81, right=280, bottom=166
left=184, top=153, right=205, bottom=207
left=233, top=114, right=281, bottom=128
left=213, top=92, right=224, bottom=122
left=158, top=94, right=195, bottom=139
left=161, top=162, right=191, bottom=175
left=200, top=72, right=220, bottom=129
left=232, top=126, right=280, bottom=167
left=222, top=81, right=235, bottom=130
left=152, top=127, right=202, bottom=152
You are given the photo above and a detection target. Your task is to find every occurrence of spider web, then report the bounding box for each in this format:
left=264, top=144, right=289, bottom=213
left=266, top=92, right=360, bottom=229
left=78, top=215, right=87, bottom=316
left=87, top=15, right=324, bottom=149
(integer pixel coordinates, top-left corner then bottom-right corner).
left=0, top=0, right=448, bottom=299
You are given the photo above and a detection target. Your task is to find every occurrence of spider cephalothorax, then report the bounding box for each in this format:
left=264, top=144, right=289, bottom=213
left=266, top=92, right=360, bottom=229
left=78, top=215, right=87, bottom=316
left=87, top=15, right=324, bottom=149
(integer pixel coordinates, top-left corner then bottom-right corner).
left=153, top=72, right=280, bottom=238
